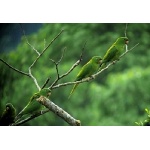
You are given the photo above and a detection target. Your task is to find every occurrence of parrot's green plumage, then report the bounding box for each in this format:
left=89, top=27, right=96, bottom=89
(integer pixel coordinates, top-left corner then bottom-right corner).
left=16, top=88, right=51, bottom=119
left=69, top=56, right=102, bottom=98
left=0, top=103, right=16, bottom=126
left=100, top=37, right=129, bottom=68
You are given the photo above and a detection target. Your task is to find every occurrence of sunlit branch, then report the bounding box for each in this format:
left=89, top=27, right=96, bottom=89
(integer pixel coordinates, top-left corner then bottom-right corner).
left=28, top=66, right=41, bottom=90
left=37, top=96, right=81, bottom=126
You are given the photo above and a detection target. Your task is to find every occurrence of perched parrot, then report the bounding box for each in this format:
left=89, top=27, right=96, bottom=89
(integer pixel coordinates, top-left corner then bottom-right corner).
left=68, top=56, right=102, bottom=98
left=0, top=103, right=16, bottom=126
left=16, top=88, right=51, bottom=119
left=100, top=37, right=129, bottom=69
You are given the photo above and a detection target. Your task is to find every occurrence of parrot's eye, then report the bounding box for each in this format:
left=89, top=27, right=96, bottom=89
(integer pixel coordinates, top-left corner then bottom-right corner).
left=125, top=39, right=129, bottom=44
left=6, top=106, right=10, bottom=110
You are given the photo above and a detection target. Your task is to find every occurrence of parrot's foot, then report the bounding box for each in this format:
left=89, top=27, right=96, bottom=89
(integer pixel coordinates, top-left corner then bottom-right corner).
left=112, top=61, right=115, bottom=64
left=90, top=75, right=95, bottom=80
left=112, top=60, right=117, bottom=64
left=40, top=110, right=44, bottom=115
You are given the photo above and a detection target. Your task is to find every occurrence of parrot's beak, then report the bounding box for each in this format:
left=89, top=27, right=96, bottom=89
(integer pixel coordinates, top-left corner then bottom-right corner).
left=6, top=106, right=9, bottom=110
left=125, top=40, right=129, bottom=44
left=99, top=59, right=102, bottom=64
left=47, top=92, right=51, bottom=97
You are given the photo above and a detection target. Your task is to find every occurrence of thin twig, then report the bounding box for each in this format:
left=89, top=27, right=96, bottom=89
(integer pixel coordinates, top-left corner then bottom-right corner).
left=50, top=47, right=66, bottom=78
left=44, top=39, right=46, bottom=49
left=80, top=41, right=87, bottom=59
left=59, top=60, right=81, bottom=79
left=59, top=42, right=86, bottom=79
left=37, top=96, right=81, bottom=126
left=123, top=43, right=139, bottom=56
left=52, top=43, right=139, bottom=89
left=30, top=29, right=64, bottom=70
left=0, top=58, right=30, bottom=77
left=19, top=24, right=40, bottom=56
left=125, top=23, right=128, bottom=37
left=41, top=78, right=50, bottom=89
left=49, top=47, right=66, bottom=88
left=51, top=79, right=91, bottom=89
left=58, top=47, right=66, bottom=64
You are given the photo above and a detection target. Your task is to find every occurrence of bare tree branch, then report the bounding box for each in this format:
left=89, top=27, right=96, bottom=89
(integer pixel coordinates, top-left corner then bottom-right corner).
left=0, top=58, right=30, bottom=77
left=27, top=29, right=64, bottom=90
left=49, top=47, right=67, bottom=88
left=30, top=29, right=64, bottom=70
left=123, top=43, right=139, bottom=56
left=50, top=47, right=66, bottom=79
left=0, top=58, right=40, bottom=90
left=19, top=24, right=40, bottom=56
left=41, top=78, right=50, bottom=89
left=37, top=96, right=81, bottom=126
left=28, top=66, right=41, bottom=90
left=57, top=47, right=66, bottom=64
left=51, top=79, right=91, bottom=89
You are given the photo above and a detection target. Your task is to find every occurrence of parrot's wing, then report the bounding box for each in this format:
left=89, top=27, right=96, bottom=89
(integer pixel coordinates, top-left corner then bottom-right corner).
left=76, top=62, right=94, bottom=81
left=103, top=45, right=118, bottom=63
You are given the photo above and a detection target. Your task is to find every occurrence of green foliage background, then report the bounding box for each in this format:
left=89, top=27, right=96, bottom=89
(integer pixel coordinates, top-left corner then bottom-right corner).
left=0, top=23, right=150, bottom=126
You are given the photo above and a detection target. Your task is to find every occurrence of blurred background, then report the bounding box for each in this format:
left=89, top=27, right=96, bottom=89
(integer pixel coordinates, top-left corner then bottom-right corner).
left=0, top=23, right=150, bottom=126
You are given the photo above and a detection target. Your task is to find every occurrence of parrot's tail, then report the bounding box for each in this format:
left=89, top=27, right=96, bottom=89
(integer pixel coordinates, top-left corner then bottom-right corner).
left=15, top=111, right=23, bottom=121
left=68, top=83, right=79, bottom=99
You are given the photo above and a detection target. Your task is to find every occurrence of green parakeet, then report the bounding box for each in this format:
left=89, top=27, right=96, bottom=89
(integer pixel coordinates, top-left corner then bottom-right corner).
left=0, top=103, right=16, bottom=126
left=16, top=88, right=51, bottom=119
left=100, top=37, right=129, bottom=68
left=69, top=56, right=102, bottom=98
